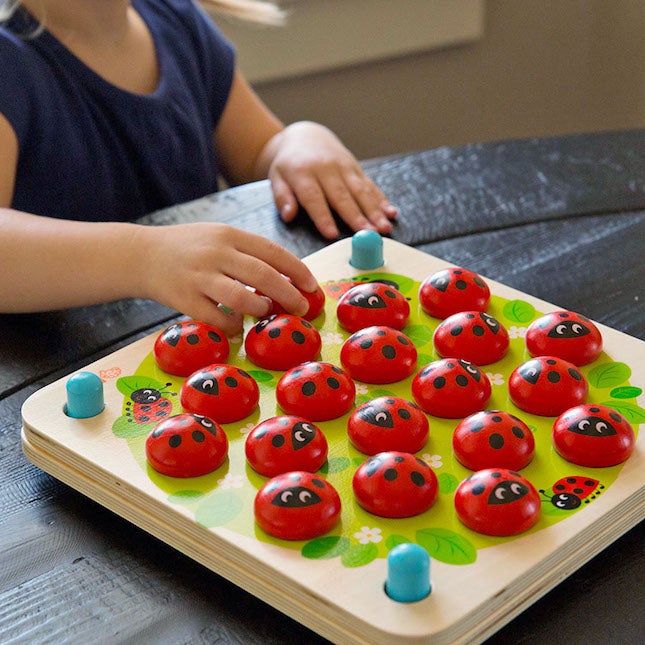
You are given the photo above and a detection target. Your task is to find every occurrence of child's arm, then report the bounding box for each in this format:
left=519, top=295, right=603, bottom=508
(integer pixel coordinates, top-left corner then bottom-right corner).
left=214, top=71, right=398, bottom=240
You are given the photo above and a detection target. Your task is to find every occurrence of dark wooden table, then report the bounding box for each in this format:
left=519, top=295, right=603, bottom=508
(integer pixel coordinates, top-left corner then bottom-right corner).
left=1, top=130, right=643, bottom=643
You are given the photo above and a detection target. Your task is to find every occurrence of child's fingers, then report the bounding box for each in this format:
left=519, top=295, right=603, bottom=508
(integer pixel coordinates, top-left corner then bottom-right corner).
left=271, top=172, right=299, bottom=223
left=283, top=173, right=340, bottom=240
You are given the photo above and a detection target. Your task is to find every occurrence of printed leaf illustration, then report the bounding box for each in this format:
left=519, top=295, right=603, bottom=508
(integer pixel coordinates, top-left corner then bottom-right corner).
left=587, top=362, right=631, bottom=389
left=599, top=400, right=645, bottom=424
left=302, top=536, right=350, bottom=560
left=609, top=386, right=643, bottom=399
left=405, top=324, right=435, bottom=348
left=357, top=272, right=416, bottom=296
left=319, top=457, right=351, bottom=474
left=417, top=353, right=434, bottom=367
left=112, top=416, right=153, bottom=439
left=437, top=472, right=460, bottom=494
left=503, top=299, right=536, bottom=324
left=340, top=542, right=379, bottom=568
left=116, top=376, right=168, bottom=397
left=415, top=528, right=477, bottom=565
left=385, top=534, right=411, bottom=550
left=195, top=491, right=243, bottom=527
left=246, top=370, right=275, bottom=385
left=168, top=490, right=205, bottom=505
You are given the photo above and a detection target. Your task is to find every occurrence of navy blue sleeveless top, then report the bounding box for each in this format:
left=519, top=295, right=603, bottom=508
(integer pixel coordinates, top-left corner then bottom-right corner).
left=0, top=0, right=235, bottom=221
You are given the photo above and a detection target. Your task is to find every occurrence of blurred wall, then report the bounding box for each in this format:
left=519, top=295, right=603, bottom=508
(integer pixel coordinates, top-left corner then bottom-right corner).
left=241, top=0, right=645, bottom=159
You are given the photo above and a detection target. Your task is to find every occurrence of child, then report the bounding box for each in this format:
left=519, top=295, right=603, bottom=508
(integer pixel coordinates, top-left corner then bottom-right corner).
left=0, top=0, right=398, bottom=335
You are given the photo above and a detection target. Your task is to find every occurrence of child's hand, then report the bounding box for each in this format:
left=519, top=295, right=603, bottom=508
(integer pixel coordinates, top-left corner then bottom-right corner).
left=265, top=122, right=398, bottom=239
left=140, top=223, right=318, bottom=336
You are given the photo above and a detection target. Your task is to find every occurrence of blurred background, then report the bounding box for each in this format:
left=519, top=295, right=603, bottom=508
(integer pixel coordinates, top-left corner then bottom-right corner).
left=214, top=0, right=644, bottom=159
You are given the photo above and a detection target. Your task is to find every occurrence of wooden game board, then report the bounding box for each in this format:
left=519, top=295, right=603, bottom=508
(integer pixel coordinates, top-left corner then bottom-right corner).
left=21, top=238, right=644, bottom=644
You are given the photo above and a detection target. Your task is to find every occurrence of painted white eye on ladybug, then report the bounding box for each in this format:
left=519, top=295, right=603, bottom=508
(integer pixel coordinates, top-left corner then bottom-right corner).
left=465, top=363, right=478, bottom=375
left=495, top=487, right=507, bottom=500
left=578, top=419, right=590, bottom=431
left=367, top=295, right=380, bottom=306
left=299, top=490, right=312, bottom=503
left=142, top=389, right=156, bottom=401
left=302, top=423, right=315, bottom=433
left=437, top=278, right=448, bottom=288
left=526, top=367, right=538, bottom=378
left=201, top=418, right=213, bottom=428
left=556, top=494, right=570, bottom=508
left=510, top=483, right=523, bottom=495
left=375, top=411, right=388, bottom=423
left=280, top=490, right=293, bottom=504
left=555, top=324, right=567, bottom=335
left=572, top=323, right=583, bottom=334
left=202, top=379, right=215, bottom=390
left=294, top=430, right=306, bottom=443
left=595, top=421, right=608, bottom=433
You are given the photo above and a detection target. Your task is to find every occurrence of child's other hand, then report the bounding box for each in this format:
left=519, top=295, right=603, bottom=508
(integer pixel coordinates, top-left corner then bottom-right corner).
left=267, top=122, right=398, bottom=240
left=141, top=223, right=318, bottom=336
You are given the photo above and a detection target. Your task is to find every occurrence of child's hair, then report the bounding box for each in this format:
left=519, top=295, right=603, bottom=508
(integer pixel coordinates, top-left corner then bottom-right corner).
left=0, top=0, right=285, bottom=25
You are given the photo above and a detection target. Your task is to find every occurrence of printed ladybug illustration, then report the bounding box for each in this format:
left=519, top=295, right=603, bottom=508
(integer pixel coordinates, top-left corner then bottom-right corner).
left=180, top=363, right=259, bottom=424
left=540, top=476, right=603, bottom=511
left=348, top=396, right=429, bottom=455
left=454, top=468, right=541, bottom=536
left=552, top=404, right=635, bottom=467
left=412, top=358, right=492, bottom=418
left=433, top=311, right=509, bottom=365
left=244, top=314, right=322, bottom=371
left=254, top=471, right=342, bottom=540
left=245, top=416, right=328, bottom=477
left=276, top=361, right=356, bottom=421
left=153, top=321, right=229, bottom=376
left=352, top=451, right=438, bottom=518
left=258, top=276, right=326, bottom=321
left=453, top=410, right=535, bottom=471
left=125, top=384, right=175, bottom=425
left=419, top=267, right=490, bottom=319
left=525, top=310, right=603, bottom=366
left=146, top=413, right=228, bottom=478
left=336, top=282, right=410, bottom=332
left=340, top=326, right=417, bottom=384
left=508, top=356, right=588, bottom=416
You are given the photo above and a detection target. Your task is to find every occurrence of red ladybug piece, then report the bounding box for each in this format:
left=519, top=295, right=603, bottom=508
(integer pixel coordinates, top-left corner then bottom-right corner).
left=348, top=396, right=429, bottom=455
left=276, top=362, right=355, bottom=421
left=146, top=413, right=228, bottom=478
left=336, top=282, right=410, bottom=332
left=552, top=404, right=635, bottom=467
left=526, top=310, right=603, bottom=366
left=340, top=326, right=417, bottom=384
left=412, top=358, right=492, bottom=418
left=259, top=277, right=326, bottom=321
left=433, top=311, right=509, bottom=365
left=454, top=468, right=541, bottom=536
left=254, top=471, right=341, bottom=540
left=509, top=356, right=588, bottom=417
left=245, top=416, right=328, bottom=477
left=153, top=321, right=229, bottom=377
left=419, top=267, right=490, bottom=319
left=244, top=314, right=321, bottom=371
left=453, top=410, right=535, bottom=471
left=352, top=451, right=438, bottom=518
left=180, top=363, right=259, bottom=424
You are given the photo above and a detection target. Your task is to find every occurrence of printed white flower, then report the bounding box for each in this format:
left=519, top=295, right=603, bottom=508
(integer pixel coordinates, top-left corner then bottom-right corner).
left=508, top=325, right=527, bottom=339
left=355, top=383, right=369, bottom=395
left=486, top=372, right=505, bottom=386
left=354, top=526, right=383, bottom=545
left=322, top=332, right=344, bottom=344
left=239, top=422, right=256, bottom=436
left=218, top=474, right=244, bottom=489
left=423, top=454, right=443, bottom=468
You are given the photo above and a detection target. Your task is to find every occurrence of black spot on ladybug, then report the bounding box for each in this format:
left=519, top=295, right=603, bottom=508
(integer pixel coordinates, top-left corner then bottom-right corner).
left=272, top=434, right=285, bottom=448
left=186, top=333, right=199, bottom=345
left=384, top=468, right=398, bottom=481
left=547, top=371, right=561, bottom=383
left=489, top=433, right=504, bottom=449
left=224, top=376, right=238, bottom=388
left=455, top=280, right=467, bottom=290
left=271, top=486, right=322, bottom=508
left=451, top=325, right=463, bottom=336
left=208, top=331, right=222, bottom=342
left=192, top=430, right=205, bottom=443
left=491, top=415, right=502, bottom=422
left=472, top=325, right=485, bottom=336
left=311, top=478, right=326, bottom=488
left=169, top=434, right=181, bottom=448
left=547, top=359, right=557, bottom=365
left=398, top=408, right=411, bottom=420
left=327, top=377, right=340, bottom=389
left=291, top=330, right=305, bottom=344
left=512, top=426, right=525, bottom=438
left=302, top=381, right=316, bottom=396
left=474, top=277, right=485, bottom=287
left=470, top=421, right=484, bottom=432
left=382, top=345, right=396, bottom=359
left=301, top=320, right=313, bottom=329
left=410, top=471, right=425, bottom=487
left=456, top=375, right=469, bottom=387
left=397, top=335, right=410, bottom=345
left=360, top=338, right=373, bottom=349
left=472, top=483, right=485, bottom=495
left=433, top=376, right=446, bottom=389
left=569, top=368, right=582, bottom=380
left=331, top=366, right=344, bottom=375
left=465, top=313, right=475, bottom=319
left=268, top=328, right=281, bottom=339
left=609, top=411, right=622, bottom=422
